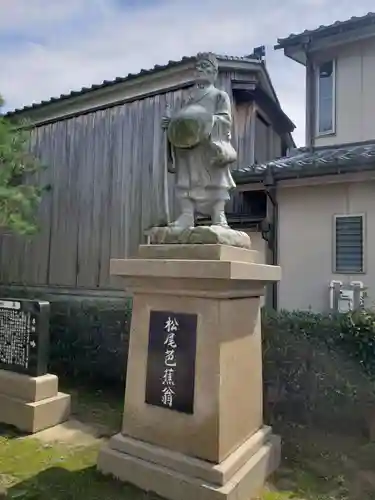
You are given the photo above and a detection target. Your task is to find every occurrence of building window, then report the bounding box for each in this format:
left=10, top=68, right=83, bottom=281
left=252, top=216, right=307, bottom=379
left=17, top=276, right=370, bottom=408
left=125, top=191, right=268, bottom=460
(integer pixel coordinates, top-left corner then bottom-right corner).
left=316, top=60, right=335, bottom=135
left=334, top=215, right=364, bottom=273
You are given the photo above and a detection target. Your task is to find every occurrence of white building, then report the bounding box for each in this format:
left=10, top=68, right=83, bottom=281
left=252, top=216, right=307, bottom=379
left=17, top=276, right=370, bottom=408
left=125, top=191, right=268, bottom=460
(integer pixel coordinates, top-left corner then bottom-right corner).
left=234, top=13, right=375, bottom=312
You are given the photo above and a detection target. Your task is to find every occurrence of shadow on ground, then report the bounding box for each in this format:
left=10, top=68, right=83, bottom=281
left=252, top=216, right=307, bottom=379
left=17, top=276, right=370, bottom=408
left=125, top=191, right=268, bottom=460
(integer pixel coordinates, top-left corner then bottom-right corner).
left=266, top=421, right=375, bottom=500
left=7, top=466, right=163, bottom=500
left=0, top=424, right=26, bottom=440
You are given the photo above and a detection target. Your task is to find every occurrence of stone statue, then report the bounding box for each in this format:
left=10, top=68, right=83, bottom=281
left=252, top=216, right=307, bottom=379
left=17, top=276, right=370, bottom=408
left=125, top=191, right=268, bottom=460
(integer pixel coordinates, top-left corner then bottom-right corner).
left=148, top=53, right=250, bottom=249
left=161, top=52, right=237, bottom=229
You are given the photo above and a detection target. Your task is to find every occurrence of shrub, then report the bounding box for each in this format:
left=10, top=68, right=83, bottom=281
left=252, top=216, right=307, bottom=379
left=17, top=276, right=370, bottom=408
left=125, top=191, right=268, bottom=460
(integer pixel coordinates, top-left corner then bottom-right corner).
left=46, top=302, right=375, bottom=430
left=262, top=309, right=375, bottom=431
left=332, top=310, right=375, bottom=374
left=48, top=296, right=132, bottom=386
left=0, top=286, right=132, bottom=388
left=263, top=309, right=375, bottom=378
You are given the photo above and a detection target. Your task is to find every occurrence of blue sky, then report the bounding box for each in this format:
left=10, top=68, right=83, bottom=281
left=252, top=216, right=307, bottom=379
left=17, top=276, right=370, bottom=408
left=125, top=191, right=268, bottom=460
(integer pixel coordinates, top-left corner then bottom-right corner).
left=1, top=0, right=375, bottom=146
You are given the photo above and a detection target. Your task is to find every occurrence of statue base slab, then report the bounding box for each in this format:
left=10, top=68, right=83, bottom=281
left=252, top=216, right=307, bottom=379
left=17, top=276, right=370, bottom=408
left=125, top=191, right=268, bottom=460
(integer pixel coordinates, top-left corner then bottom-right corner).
left=148, top=225, right=251, bottom=249
left=98, top=426, right=280, bottom=500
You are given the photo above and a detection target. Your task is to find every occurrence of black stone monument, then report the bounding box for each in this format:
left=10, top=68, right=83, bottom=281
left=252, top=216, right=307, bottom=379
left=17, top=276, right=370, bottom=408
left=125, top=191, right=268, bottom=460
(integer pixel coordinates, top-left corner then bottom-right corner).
left=0, top=298, right=50, bottom=377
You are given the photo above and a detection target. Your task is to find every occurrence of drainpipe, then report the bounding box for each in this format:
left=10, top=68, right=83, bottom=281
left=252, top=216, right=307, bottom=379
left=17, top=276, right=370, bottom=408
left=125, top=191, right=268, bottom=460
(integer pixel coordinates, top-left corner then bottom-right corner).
left=304, top=43, right=315, bottom=150
left=262, top=166, right=278, bottom=310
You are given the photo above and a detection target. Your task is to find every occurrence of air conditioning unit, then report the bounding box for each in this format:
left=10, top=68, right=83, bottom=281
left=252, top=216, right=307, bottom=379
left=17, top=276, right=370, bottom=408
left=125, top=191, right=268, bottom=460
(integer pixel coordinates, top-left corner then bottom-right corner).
left=329, top=280, right=365, bottom=312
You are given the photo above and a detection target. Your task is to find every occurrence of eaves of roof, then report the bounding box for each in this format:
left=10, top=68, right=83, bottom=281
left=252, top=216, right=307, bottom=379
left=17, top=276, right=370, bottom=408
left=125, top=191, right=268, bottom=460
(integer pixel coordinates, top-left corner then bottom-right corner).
left=233, top=140, right=375, bottom=184
left=4, top=53, right=262, bottom=119
left=275, top=12, right=375, bottom=50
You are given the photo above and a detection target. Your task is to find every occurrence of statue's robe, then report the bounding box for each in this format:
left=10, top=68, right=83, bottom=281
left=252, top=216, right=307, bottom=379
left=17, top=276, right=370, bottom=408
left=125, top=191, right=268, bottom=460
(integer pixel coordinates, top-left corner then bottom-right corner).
left=167, top=84, right=237, bottom=214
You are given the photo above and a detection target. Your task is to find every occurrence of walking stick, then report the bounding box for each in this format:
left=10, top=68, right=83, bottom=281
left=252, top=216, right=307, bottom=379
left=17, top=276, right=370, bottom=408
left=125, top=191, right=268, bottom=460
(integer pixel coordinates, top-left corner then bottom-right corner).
left=162, top=104, right=172, bottom=225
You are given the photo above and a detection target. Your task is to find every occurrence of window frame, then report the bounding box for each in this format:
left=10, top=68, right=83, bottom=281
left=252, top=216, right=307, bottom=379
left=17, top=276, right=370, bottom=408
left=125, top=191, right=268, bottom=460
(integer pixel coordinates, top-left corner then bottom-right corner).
left=315, top=59, right=336, bottom=137
left=333, top=213, right=366, bottom=275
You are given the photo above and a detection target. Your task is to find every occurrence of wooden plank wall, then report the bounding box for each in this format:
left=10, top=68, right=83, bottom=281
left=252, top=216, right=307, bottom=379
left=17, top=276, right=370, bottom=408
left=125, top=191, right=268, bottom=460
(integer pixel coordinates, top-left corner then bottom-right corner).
left=0, top=71, right=276, bottom=290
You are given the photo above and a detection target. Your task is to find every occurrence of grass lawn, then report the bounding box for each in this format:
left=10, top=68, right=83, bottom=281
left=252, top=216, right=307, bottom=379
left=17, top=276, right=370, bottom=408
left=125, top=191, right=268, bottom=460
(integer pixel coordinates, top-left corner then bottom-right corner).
left=0, top=382, right=375, bottom=500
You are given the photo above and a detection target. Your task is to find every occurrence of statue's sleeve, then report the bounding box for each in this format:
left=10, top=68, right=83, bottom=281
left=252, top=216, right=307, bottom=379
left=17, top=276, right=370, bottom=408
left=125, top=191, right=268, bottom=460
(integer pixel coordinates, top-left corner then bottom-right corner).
left=212, top=91, right=232, bottom=140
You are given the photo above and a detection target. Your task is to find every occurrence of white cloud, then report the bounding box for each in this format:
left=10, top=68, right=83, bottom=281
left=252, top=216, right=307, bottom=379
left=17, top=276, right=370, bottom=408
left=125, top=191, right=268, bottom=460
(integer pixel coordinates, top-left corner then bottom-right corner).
left=0, top=0, right=106, bottom=31
left=1, top=0, right=375, bottom=147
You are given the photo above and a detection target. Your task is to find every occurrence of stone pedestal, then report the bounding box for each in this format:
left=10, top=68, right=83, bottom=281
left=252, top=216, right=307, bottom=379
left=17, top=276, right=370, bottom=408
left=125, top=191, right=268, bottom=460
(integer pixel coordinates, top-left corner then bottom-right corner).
left=0, top=370, right=70, bottom=433
left=97, top=244, right=281, bottom=500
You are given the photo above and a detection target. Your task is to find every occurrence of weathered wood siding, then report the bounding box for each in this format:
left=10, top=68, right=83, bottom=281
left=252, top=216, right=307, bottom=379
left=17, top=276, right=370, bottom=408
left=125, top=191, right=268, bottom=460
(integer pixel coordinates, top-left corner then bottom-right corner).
left=0, top=71, right=281, bottom=290
left=232, top=101, right=254, bottom=169
left=254, top=110, right=284, bottom=166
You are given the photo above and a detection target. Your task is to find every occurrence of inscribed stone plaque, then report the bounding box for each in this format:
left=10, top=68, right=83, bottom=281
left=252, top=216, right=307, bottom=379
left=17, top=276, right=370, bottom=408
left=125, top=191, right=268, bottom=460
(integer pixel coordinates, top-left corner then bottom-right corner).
left=145, top=310, right=197, bottom=414
left=0, top=299, right=50, bottom=376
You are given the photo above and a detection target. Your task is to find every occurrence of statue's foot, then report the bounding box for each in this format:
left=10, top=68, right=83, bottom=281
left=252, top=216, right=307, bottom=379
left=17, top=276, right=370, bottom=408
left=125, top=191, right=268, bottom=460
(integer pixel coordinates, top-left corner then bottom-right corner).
left=168, top=213, right=194, bottom=230
left=211, top=211, right=229, bottom=227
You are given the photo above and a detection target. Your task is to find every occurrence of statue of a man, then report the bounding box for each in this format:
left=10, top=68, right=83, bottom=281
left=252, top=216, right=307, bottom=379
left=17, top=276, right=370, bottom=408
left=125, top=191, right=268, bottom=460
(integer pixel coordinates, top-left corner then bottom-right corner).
left=161, top=52, right=237, bottom=229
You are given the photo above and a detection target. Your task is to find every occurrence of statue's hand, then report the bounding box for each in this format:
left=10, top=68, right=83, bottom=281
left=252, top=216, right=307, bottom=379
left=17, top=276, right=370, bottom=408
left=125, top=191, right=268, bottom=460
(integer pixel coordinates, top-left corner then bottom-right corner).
left=161, top=116, right=171, bottom=129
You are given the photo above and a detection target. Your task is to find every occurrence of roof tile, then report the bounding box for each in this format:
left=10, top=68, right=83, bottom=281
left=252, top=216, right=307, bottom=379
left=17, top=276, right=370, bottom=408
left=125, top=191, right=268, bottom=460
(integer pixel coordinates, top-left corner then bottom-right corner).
left=234, top=141, right=375, bottom=181
left=5, top=53, right=261, bottom=118
left=276, top=12, right=375, bottom=48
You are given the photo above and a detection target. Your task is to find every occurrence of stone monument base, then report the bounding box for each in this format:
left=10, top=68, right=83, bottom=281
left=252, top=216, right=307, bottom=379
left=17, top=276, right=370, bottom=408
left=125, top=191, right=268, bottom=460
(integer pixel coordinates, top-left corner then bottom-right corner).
left=148, top=225, right=251, bottom=249
left=97, top=243, right=282, bottom=499
left=98, top=426, right=280, bottom=500
left=0, top=370, right=71, bottom=433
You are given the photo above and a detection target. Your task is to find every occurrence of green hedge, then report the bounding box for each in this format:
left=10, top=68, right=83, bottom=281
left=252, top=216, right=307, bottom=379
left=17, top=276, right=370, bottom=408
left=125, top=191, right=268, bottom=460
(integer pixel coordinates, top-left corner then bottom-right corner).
left=0, top=287, right=132, bottom=387
left=48, top=303, right=375, bottom=386
left=263, top=308, right=375, bottom=378
left=0, top=286, right=374, bottom=430
left=48, top=302, right=375, bottom=430
left=263, top=309, right=375, bottom=431
left=49, top=297, right=132, bottom=384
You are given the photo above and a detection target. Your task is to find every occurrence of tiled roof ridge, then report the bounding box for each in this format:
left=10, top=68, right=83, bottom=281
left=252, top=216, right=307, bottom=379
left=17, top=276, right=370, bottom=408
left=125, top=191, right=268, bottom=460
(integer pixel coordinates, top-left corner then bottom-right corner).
left=5, top=52, right=261, bottom=118
left=234, top=139, right=375, bottom=177
left=276, top=11, right=375, bottom=48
